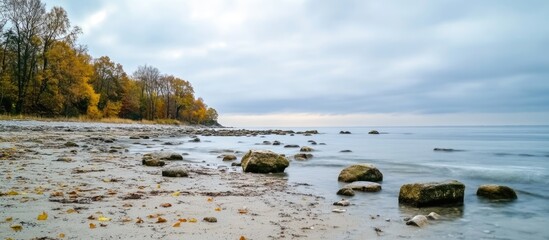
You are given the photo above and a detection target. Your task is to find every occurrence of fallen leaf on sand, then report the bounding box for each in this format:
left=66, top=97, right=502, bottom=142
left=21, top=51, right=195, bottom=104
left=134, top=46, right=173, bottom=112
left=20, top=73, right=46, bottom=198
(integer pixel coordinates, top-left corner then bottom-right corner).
left=89, top=223, right=96, bottom=229
left=5, top=217, right=13, bottom=222
left=156, top=217, right=167, bottom=223
left=50, top=191, right=64, bottom=197
left=11, top=224, right=22, bottom=232
left=100, top=223, right=108, bottom=227
left=37, top=211, right=48, bottom=220
left=215, top=207, right=221, bottom=212
left=238, top=208, right=248, bottom=214
left=66, top=208, right=77, bottom=214
left=178, top=218, right=187, bottom=222
left=171, top=191, right=180, bottom=197
left=160, top=203, right=172, bottom=208
left=136, top=217, right=144, bottom=224
left=172, top=222, right=181, bottom=227
left=87, top=215, right=96, bottom=220
left=157, top=184, right=161, bottom=189
left=207, top=197, right=213, bottom=202
left=98, top=215, right=111, bottom=222
left=59, top=233, right=65, bottom=238
left=121, top=217, right=132, bottom=222
left=240, top=236, right=247, bottom=240
left=147, top=214, right=158, bottom=219
left=188, top=218, right=197, bottom=223
left=7, top=190, right=19, bottom=196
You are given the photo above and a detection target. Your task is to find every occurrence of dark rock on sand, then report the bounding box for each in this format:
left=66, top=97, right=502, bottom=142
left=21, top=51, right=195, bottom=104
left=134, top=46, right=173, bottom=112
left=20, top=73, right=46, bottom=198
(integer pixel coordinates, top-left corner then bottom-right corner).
left=300, top=146, right=314, bottom=152
left=64, top=141, right=79, bottom=147
left=203, top=217, right=217, bottom=223
left=294, top=153, right=313, bottom=161
left=368, top=130, right=380, bottom=134
left=142, top=159, right=165, bottom=167
left=222, top=154, right=237, bottom=161
left=143, top=152, right=183, bottom=161
left=337, top=188, right=355, bottom=196
left=55, top=157, right=73, bottom=162
left=231, top=162, right=242, bottom=167
left=162, top=168, right=189, bottom=177
left=399, top=180, right=465, bottom=207
left=344, top=181, right=381, bottom=192
left=241, top=150, right=289, bottom=173
left=338, top=164, right=383, bottom=183
left=476, top=184, right=517, bottom=200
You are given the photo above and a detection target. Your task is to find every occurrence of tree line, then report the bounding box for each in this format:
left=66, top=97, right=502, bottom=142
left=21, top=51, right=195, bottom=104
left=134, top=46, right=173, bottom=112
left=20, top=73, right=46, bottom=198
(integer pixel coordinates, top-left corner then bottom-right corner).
left=0, top=0, right=218, bottom=125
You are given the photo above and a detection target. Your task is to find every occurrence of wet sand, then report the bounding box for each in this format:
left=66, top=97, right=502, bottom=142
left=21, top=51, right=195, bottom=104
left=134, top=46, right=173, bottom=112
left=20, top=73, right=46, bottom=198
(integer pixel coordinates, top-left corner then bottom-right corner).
left=0, top=121, right=412, bottom=239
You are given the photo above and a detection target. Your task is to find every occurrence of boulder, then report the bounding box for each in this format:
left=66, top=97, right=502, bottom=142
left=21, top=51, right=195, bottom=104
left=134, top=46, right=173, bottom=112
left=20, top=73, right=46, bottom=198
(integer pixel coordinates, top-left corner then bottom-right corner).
left=476, top=184, right=517, bottom=200
left=333, top=199, right=350, bottom=206
left=300, top=146, right=314, bottom=152
left=337, top=188, right=355, bottom=196
left=427, top=212, right=440, bottom=220
left=189, top=137, right=200, bottom=142
left=338, top=164, right=383, bottom=182
left=241, top=150, right=289, bottom=173
left=343, top=181, right=381, bottom=192
left=162, top=168, right=189, bottom=177
left=272, top=141, right=281, bottom=146
left=294, top=153, right=313, bottom=161
left=399, top=180, right=465, bottom=207
left=368, top=130, right=380, bottom=134
left=222, top=154, right=237, bottom=161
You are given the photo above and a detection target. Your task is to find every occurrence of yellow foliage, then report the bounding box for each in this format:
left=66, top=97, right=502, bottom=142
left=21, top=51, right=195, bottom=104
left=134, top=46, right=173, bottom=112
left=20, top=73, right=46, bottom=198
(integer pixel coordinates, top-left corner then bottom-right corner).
left=102, top=101, right=122, bottom=118
left=10, top=224, right=22, bottom=232
left=98, top=215, right=111, bottom=222
left=37, top=211, right=48, bottom=220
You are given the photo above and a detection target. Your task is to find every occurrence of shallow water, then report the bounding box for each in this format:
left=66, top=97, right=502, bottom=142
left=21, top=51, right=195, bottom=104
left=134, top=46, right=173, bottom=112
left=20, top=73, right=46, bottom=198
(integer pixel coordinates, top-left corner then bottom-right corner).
left=158, top=125, right=549, bottom=239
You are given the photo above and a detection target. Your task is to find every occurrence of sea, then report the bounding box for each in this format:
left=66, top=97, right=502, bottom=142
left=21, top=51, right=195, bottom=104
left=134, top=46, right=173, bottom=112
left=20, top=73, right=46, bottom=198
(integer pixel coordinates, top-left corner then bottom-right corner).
left=175, top=125, right=549, bottom=239
left=3, top=121, right=549, bottom=239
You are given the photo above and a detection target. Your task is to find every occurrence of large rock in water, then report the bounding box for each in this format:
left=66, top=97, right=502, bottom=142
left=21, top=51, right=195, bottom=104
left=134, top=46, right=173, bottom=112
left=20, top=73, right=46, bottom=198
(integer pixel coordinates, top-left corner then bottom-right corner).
left=477, top=184, right=517, bottom=200
left=399, top=180, right=465, bottom=207
left=143, top=152, right=183, bottom=161
left=338, top=164, right=383, bottom=182
left=241, top=150, right=289, bottom=173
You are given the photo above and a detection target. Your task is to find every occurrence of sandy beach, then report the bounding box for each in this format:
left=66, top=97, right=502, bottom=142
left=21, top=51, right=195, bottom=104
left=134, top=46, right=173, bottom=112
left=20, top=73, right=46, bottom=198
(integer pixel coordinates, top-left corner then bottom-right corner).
left=0, top=121, right=421, bottom=240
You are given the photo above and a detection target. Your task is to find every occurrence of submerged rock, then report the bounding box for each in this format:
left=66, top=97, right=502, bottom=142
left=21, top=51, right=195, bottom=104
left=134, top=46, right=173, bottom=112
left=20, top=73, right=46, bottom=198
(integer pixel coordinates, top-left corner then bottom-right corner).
left=337, top=188, right=355, bottom=196
left=433, top=148, right=462, bottom=152
left=333, top=199, right=350, bottom=206
left=272, top=141, right=282, bottom=146
left=284, top=144, right=300, bottom=148
left=406, top=215, right=428, bottom=227
left=294, top=153, right=313, bottom=161
left=222, top=154, right=237, bottom=161
left=162, top=168, right=189, bottom=177
left=339, top=131, right=351, bottom=134
left=241, top=150, right=289, bottom=173
left=340, top=150, right=352, bottom=153
left=427, top=212, right=440, bottom=220
left=476, top=184, right=517, bottom=200
left=399, top=180, right=465, bottom=207
left=338, top=164, right=383, bottom=183
left=343, top=181, right=382, bottom=192
left=368, top=130, right=380, bottom=134
left=300, top=146, right=314, bottom=152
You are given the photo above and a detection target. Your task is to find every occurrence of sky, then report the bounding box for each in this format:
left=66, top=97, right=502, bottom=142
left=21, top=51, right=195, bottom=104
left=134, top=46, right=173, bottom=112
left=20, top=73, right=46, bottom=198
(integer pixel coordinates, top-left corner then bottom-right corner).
left=43, top=0, right=549, bottom=127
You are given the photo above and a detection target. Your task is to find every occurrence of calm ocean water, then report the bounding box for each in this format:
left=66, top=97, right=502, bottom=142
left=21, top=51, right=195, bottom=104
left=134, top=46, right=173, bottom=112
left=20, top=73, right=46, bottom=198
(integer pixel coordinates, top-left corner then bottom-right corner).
left=177, top=125, right=549, bottom=239
left=3, top=121, right=548, bottom=239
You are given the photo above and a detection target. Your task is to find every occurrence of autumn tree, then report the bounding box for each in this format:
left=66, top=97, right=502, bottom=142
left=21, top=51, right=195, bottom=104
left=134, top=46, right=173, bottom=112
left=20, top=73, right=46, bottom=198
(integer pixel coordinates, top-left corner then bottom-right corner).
left=133, top=65, right=160, bottom=120
left=1, top=0, right=45, bottom=113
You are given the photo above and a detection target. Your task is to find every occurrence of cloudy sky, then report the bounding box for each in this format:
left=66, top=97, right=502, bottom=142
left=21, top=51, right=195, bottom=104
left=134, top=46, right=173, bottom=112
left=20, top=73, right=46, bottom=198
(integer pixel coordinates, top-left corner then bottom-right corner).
left=44, top=0, right=549, bottom=126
